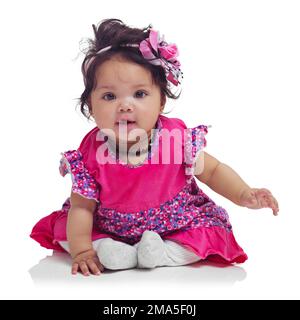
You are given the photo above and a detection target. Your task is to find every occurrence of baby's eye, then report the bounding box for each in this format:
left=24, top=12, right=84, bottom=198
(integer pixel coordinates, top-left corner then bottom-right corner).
left=103, top=93, right=116, bottom=101
left=135, top=90, right=147, bottom=98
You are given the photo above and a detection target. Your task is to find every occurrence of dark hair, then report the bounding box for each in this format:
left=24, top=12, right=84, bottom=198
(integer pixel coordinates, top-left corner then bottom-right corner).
left=78, top=18, right=181, bottom=120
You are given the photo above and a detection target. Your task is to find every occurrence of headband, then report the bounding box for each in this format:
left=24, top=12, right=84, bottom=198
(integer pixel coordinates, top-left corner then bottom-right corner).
left=83, top=29, right=183, bottom=86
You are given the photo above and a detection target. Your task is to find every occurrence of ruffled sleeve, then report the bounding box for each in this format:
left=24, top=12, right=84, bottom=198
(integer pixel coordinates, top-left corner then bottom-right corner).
left=59, top=150, right=100, bottom=202
left=184, top=124, right=208, bottom=182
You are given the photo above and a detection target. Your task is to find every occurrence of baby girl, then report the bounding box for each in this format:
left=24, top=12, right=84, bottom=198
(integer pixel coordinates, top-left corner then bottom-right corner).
left=30, top=18, right=279, bottom=276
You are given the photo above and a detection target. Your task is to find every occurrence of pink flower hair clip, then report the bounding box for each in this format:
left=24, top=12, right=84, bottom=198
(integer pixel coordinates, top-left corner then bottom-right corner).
left=139, top=29, right=183, bottom=86
left=83, top=28, right=183, bottom=87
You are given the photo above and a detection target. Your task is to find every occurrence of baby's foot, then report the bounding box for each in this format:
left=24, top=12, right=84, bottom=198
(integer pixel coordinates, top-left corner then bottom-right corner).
left=136, top=230, right=169, bottom=269
left=96, top=238, right=137, bottom=270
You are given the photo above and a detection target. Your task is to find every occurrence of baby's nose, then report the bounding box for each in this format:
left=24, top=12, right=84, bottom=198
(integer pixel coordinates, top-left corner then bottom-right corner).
left=118, top=97, right=134, bottom=112
left=118, top=104, right=133, bottom=112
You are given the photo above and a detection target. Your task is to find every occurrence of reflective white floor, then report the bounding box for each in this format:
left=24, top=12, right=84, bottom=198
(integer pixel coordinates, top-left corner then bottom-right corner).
left=29, top=251, right=247, bottom=286
left=27, top=250, right=248, bottom=299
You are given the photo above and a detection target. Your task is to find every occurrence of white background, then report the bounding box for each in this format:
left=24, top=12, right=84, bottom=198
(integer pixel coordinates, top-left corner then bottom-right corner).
left=0, top=0, right=299, bottom=299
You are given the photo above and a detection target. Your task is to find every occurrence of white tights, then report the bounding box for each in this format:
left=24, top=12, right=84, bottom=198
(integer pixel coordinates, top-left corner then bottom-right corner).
left=59, top=230, right=201, bottom=270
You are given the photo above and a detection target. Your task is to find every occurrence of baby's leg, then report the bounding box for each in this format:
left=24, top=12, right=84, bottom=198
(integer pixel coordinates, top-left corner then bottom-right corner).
left=136, top=231, right=201, bottom=269
left=59, top=238, right=137, bottom=271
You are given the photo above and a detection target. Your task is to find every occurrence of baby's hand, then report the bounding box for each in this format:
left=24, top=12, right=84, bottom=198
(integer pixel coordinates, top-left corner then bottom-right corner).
left=72, top=249, right=104, bottom=276
left=239, top=187, right=279, bottom=216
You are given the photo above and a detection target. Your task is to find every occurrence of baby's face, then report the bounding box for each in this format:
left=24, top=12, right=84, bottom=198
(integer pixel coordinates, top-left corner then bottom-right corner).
left=90, top=56, right=164, bottom=148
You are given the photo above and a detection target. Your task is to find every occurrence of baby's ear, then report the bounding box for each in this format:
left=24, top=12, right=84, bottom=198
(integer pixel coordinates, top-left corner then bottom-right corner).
left=160, top=95, right=166, bottom=112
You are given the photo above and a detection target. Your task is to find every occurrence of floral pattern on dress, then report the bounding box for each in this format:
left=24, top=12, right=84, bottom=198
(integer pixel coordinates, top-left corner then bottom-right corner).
left=86, top=178, right=232, bottom=244
left=59, top=150, right=100, bottom=201
left=184, top=125, right=208, bottom=183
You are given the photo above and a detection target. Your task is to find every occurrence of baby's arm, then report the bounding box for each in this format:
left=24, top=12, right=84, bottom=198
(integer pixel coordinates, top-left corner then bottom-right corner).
left=67, top=192, right=104, bottom=275
left=194, top=151, right=279, bottom=215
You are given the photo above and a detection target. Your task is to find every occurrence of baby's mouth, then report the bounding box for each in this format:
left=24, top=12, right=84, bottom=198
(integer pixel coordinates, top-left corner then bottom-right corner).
left=116, top=120, right=136, bottom=125
left=115, top=120, right=137, bottom=129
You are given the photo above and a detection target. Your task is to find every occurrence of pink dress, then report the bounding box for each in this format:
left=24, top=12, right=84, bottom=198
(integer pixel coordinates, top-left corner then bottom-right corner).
left=30, top=115, right=247, bottom=264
